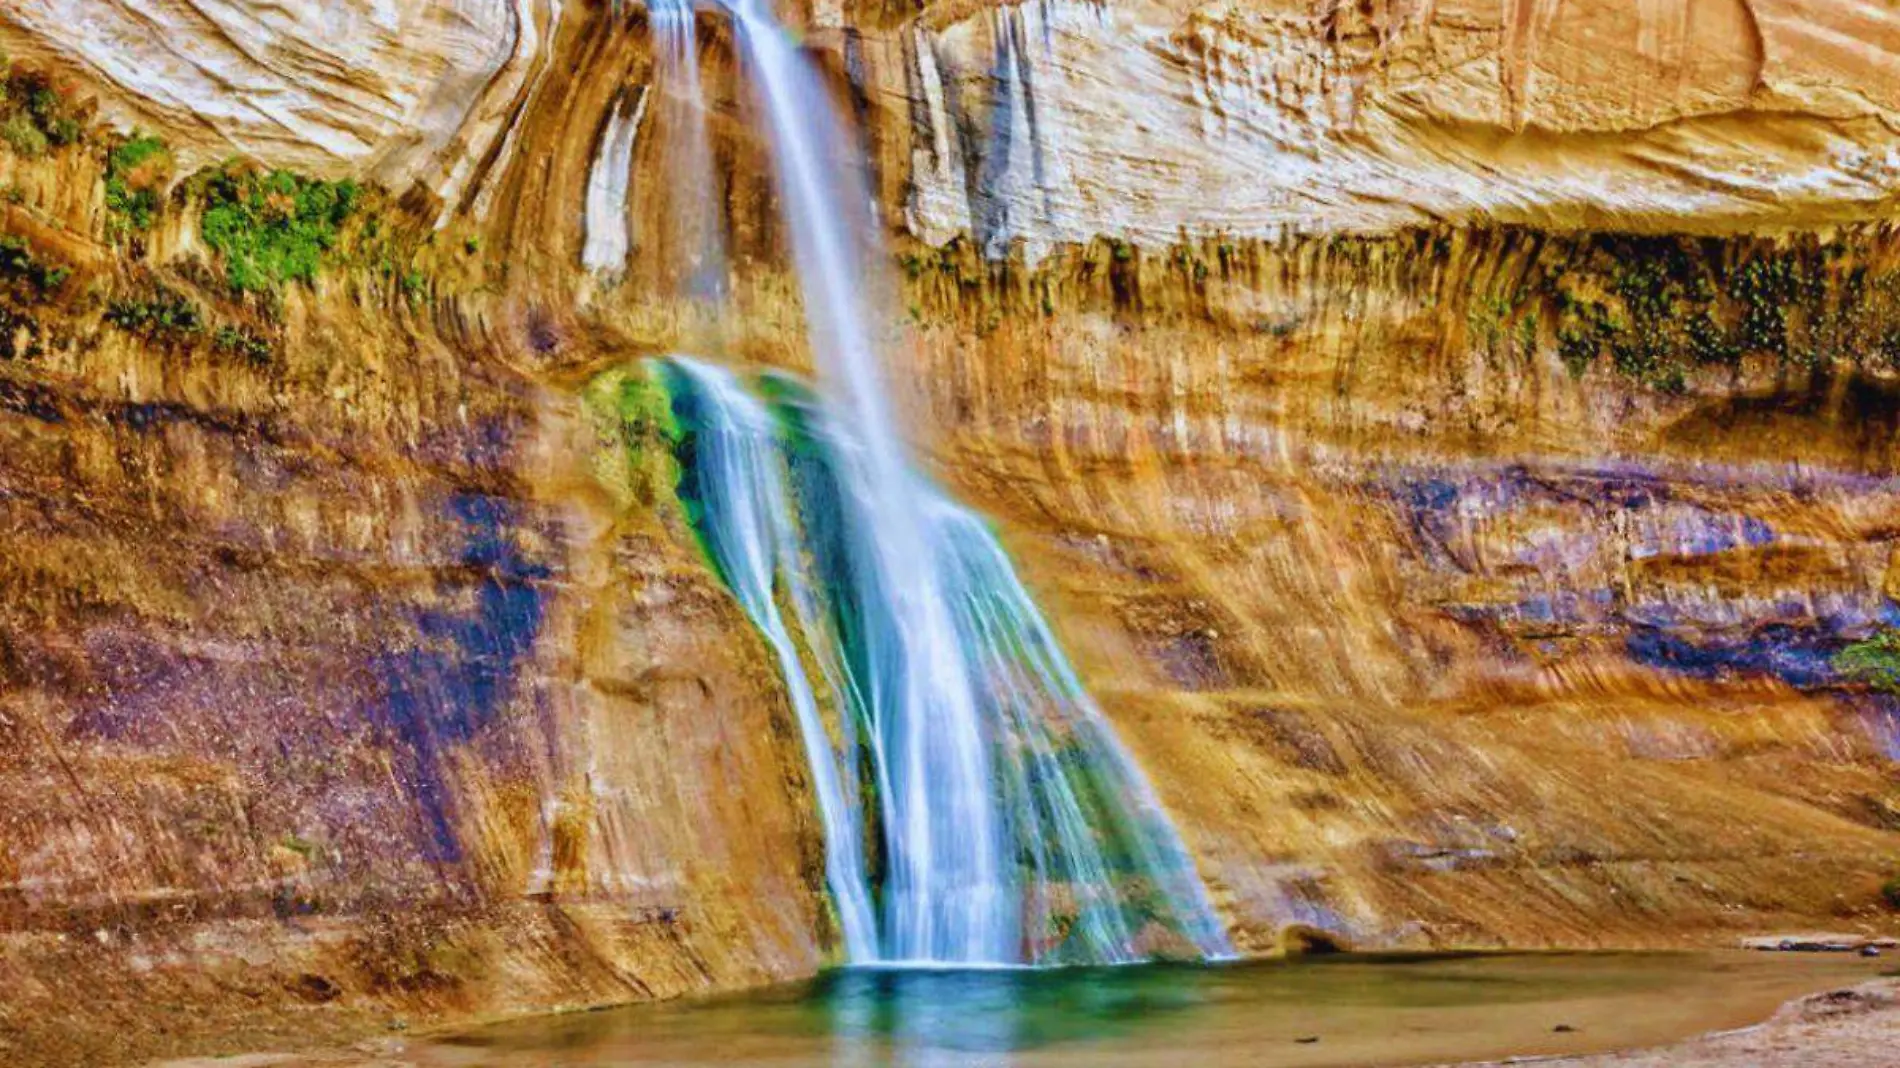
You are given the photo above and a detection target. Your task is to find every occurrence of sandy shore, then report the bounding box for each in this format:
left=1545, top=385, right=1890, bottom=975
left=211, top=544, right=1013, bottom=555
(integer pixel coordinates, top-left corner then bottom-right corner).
left=1442, top=978, right=1900, bottom=1068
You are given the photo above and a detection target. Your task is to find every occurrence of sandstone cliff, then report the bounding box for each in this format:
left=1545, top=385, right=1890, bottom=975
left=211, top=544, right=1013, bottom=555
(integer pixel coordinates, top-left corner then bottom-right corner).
left=1, top=1, right=1899, bottom=1064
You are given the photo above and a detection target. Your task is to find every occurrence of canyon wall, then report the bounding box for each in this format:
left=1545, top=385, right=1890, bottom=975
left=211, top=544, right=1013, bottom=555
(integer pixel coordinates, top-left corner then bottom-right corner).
left=2, top=0, right=1900, bottom=1063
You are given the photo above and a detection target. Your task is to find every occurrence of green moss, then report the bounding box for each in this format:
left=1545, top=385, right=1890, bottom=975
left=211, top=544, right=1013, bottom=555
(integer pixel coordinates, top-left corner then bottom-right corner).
left=1835, top=629, right=1900, bottom=695
left=105, top=134, right=171, bottom=238
left=191, top=163, right=361, bottom=293
left=1512, top=311, right=1539, bottom=358
left=616, top=367, right=682, bottom=450
left=1465, top=293, right=1513, bottom=352
left=582, top=364, right=684, bottom=513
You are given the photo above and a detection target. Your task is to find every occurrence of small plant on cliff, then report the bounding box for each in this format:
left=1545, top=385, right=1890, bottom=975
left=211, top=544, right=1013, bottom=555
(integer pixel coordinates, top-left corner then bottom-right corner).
left=399, top=269, right=428, bottom=305
left=0, top=62, right=83, bottom=159
left=1464, top=293, right=1515, bottom=356
left=104, top=286, right=205, bottom=345
left=0, top=235, right=70, bottom=299
left=1883, top=876, right=1900, bottom=911
left=0, top=114, right=45, bottom=159
left=192, top=163, right=361, bottom=294
left=105, top=134, right=171, bottom=238
left=213, top=323, right=274, bottom=366
left=1834, top=629, right=1900, bottom=695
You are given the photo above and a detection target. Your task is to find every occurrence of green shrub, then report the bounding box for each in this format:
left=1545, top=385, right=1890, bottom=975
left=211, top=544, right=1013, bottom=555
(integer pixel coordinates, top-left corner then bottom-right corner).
left=105, top=134, right=170, bottom=237
left=193, top=164, right=361, bottom=293
left=1883, top=876, right=1900, bottom=911
left=104, top=286, right=204, bottom=343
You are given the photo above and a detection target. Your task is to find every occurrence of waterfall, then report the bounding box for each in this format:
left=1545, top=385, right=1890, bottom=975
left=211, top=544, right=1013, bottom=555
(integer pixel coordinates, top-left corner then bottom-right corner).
left=657, top=358, right=1231, bottom=965
left=661, top=357, right=880, bottom=961
left=649, top=0, right=728, bottom=302
left=636, top=0, right=1232, bottom=966
left=719, top=0, right=1009, bottom=964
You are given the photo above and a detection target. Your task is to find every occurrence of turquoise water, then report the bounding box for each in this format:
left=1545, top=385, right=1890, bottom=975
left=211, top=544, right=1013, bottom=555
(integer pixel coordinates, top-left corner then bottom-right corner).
left=407, top=952, right=1884, bottom=1067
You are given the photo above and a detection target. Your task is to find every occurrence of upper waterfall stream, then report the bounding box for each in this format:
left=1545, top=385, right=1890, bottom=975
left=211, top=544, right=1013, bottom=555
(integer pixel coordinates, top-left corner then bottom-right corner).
left=627, top=0, right=1231, bottom=966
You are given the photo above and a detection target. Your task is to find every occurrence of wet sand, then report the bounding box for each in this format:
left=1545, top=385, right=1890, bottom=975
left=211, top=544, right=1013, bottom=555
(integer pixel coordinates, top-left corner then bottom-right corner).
left=1443, top=976, right=1900, bottom=1068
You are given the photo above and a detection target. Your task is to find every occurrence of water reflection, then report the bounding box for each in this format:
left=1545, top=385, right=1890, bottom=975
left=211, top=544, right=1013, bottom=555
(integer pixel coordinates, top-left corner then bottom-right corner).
left=426, top=952, right=1883, bottom=1068
left=819, top=966, right=1203, bottom=1067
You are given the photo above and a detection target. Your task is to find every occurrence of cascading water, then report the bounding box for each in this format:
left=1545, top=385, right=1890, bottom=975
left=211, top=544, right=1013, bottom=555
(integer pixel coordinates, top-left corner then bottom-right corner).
left=648, top=0, right=728, bottom=302
left=636, top=0, right=1232, bottom=966
left=717, top=0, right=1008, bottom=967
left=658, top=359, right=1231, bottom=966
left=661, top=356, right=881, bottom=961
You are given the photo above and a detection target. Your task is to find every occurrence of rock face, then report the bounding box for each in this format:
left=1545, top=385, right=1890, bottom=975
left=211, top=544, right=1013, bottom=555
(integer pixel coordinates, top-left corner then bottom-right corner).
left=1, top=0, right=1900, bottom=1064
left=0, top=0, right=563, bottom=220
left=901, top=227, right=1900, bottom=954
left=884, top=0, right=1900, bottom=255
left=16, top=1, right=1900, bottom=244
left=0, top=111, right=827, bottom=1066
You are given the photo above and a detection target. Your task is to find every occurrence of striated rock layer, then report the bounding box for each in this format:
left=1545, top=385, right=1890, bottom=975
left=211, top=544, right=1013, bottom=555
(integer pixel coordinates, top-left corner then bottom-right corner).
left=883, top=0, right=1900, bottom=254
left=900, top=227, right=1900, bottom=953
left=0, top=0, right=1898, bottom=1064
